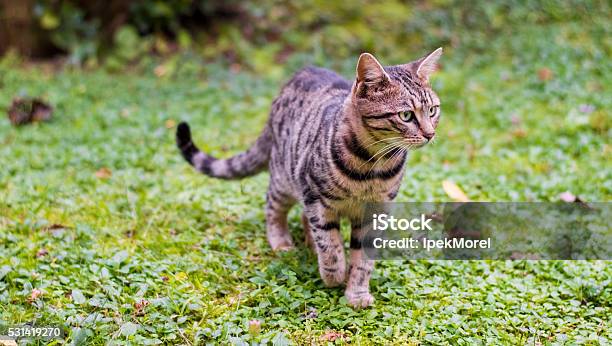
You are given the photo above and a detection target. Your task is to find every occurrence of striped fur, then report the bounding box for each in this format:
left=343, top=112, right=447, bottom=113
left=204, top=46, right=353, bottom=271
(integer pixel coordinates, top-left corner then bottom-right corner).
left=177, top=49, right=443, bottom=308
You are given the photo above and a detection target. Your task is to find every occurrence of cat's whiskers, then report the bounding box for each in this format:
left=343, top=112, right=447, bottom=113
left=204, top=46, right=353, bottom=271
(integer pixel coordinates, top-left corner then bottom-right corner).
left=356, top=140, right=403, bottom=170
left=368, top=137, right=420, bottom=173
left=389, top=146, right=407, bottom=170
left=362, top=136, right=403, bottom=150
left=362, top=142, right=402, bottom=172
left=366, top=140, right=405, bottom=175
left=392, top=143, right=416, bottom=172
left=368, top=142, right=409, bottom=178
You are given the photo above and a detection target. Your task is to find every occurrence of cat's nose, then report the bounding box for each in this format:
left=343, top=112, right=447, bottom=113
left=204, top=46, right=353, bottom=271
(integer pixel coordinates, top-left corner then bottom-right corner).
left=423, top=133, right=434, bottom=141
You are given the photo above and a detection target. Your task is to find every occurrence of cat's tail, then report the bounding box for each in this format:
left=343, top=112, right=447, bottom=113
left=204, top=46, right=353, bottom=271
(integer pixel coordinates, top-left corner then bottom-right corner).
left=176, top=122, right=272, bottom=179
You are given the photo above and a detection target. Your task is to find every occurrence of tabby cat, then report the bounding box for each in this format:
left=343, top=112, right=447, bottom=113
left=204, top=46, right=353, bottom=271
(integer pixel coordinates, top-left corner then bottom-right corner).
left=176, top=49, right=442, bottom=308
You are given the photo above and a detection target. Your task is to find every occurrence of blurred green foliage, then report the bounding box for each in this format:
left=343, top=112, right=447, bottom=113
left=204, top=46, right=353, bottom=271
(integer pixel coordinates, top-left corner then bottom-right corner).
left=34, top=1, right=99, bottom=64
left=28, top=0, right=610, bottom=69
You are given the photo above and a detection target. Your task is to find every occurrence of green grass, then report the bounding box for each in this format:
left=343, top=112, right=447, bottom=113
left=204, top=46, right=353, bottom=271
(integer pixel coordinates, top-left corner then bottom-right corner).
left=0, top=15, right=611, bottom=345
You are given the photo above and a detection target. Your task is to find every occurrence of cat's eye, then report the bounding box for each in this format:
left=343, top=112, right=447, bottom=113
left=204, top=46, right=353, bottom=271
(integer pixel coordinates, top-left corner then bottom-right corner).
left=429, top=106, right=437, bottom=117
left=398, top=111, right=415, bottom=122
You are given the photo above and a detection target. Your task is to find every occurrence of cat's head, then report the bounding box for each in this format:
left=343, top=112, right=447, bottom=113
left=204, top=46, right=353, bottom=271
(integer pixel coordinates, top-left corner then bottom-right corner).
left=351, top=48, right=442, bottom=148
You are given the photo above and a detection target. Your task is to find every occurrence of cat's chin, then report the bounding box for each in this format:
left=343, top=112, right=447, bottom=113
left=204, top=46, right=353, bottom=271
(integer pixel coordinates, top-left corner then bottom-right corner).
left=408, top=142, right=429, bottom=150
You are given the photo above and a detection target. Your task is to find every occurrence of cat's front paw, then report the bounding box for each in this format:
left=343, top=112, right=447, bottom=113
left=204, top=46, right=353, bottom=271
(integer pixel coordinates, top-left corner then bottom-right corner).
left=345, top=289, right=374, bottom=309
left=269, top=236, right=295, bottom=252
left=319, top=265, right=346, bottom=287
left=274, top=244, right=295, bottom=252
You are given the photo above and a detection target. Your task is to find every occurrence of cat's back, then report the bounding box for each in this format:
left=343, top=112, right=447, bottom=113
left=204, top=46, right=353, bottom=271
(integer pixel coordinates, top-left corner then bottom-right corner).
left=283, top=66, right=352, bottom=94
left=269, top=66, right=351, bottom=130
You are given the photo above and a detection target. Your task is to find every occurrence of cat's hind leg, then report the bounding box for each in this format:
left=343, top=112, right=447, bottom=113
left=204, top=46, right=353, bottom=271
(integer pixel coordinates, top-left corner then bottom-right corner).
left=301, top=212, right=315, bottom=251
left=265, top=183, right=295, bottom=251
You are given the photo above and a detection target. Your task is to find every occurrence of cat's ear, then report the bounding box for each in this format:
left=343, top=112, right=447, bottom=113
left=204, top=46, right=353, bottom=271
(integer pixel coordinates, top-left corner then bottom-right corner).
left=412, top=47, right=443, bottom=82
left=356, top=53, right=389, bottom=86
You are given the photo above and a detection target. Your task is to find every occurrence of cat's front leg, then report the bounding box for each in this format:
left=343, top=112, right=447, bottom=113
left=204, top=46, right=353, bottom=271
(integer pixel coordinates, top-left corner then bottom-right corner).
left=345, top=220, right=375, bottom=308
left=304, top=204, right=346, bottom=287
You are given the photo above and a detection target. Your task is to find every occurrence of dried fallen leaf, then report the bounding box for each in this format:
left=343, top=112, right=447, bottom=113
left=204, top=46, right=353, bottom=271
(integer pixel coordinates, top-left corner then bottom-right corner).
left=154, top=65, right=167, bottom=77
left=558, top=191, right=589, bottom=207
left=165, top=119, right=176, bottom=129
left=320, top=331, right=348, bottom=342
left=537, top=67, right=553, bottom=82
left=95, top=167, right=112, bottom=179
left=511, top=128, right=527, bottom=138
left=559, top=192, right=594, bottom=212
left=28, top=288, right=43, bottom=302
left=442, top=180, right=470, bottom=202
left=559, top=191, right=577, bottom=202
left=133, top=299, right=150, bottom=316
